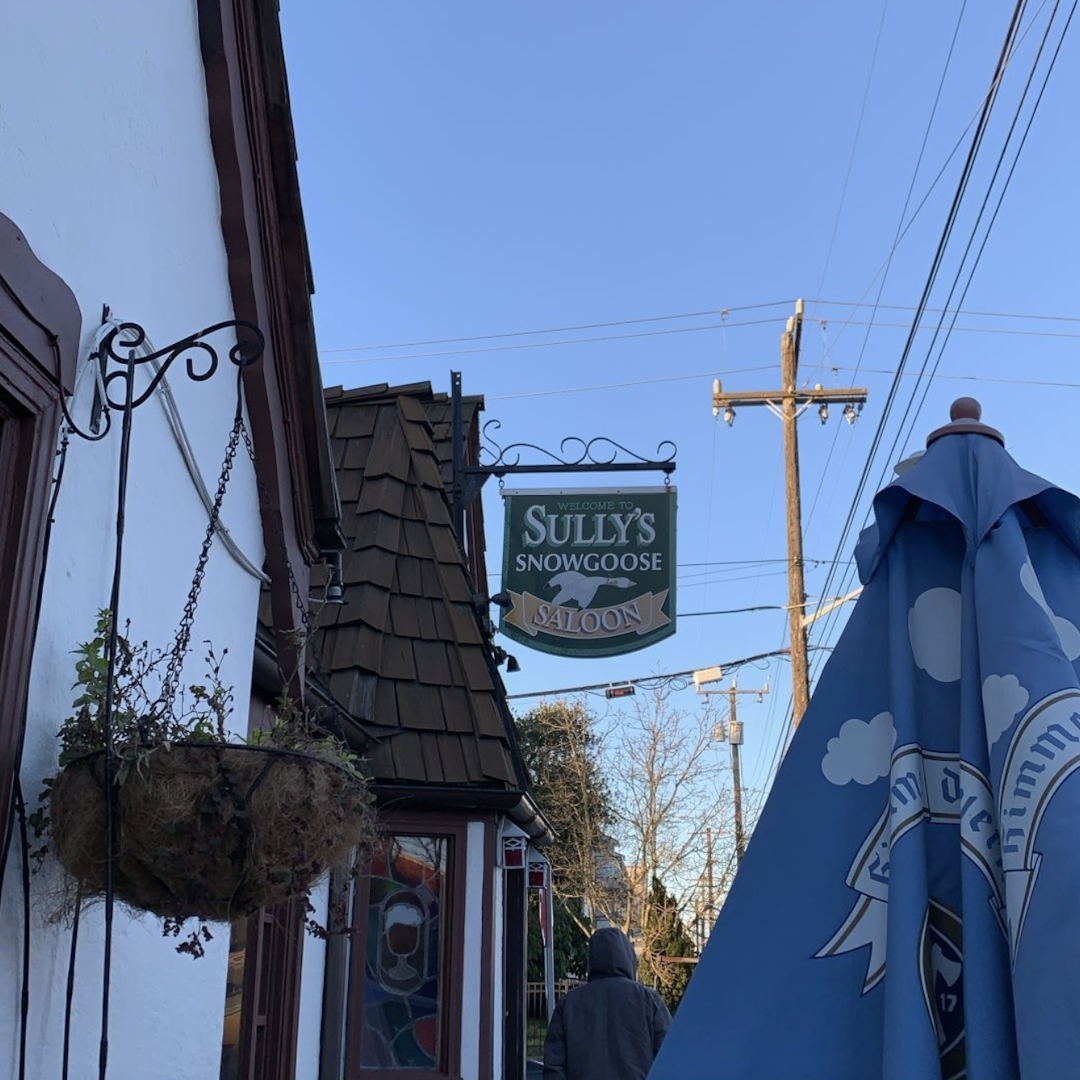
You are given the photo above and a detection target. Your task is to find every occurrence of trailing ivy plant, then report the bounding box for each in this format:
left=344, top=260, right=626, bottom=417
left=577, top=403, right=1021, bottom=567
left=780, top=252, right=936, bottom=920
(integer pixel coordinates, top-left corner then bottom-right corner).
left=31, top=610, right=375, bottom=958
left=57, top=609, right=234, bottom=779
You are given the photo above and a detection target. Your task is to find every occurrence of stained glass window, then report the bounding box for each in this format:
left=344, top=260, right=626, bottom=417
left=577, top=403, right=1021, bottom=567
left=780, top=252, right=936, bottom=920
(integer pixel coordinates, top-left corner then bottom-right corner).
left=361, top=835, right=448, bottom=1071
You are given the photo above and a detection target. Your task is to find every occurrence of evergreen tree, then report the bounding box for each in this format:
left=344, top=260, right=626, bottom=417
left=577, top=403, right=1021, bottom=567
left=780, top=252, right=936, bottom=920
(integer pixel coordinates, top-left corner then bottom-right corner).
left=636, top=876, right=697, bottom=1013
left=515, top=701, right=622, bottom=931
left=526, top=893, right=590, bottom=982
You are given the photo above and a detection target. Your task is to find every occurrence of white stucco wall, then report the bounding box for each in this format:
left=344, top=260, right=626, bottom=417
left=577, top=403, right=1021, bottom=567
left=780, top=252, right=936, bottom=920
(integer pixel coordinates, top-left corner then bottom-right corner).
left=460, top=820, right=488, bottom=1080
left=0, top=3, right=266, bottom=1078
left=491, top=822, right=506, bottom=1080
left=295, top=879, right=329, bottom=1080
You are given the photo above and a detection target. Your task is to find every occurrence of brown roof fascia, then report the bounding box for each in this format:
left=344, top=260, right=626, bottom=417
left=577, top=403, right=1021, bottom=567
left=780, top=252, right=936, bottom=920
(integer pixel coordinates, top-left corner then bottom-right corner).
left=0, top=213, right=81, bottom=395
left=251, top=627, right=382, bottom=752
left=366, top=783, right=551, bottom=844
left=331, top=381, right=434, bottom=407
left=197, top=0, right=344, bottom=695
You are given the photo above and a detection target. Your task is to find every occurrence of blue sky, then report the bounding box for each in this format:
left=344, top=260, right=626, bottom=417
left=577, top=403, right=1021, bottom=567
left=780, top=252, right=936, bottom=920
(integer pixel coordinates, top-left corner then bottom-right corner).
left=280, top=1, right=1079, bottom=796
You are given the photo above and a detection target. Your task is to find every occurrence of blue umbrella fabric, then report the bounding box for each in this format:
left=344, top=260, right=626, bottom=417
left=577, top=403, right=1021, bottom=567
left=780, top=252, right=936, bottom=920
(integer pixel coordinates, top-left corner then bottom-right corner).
left=648, top=412, right=1080, bottom=1080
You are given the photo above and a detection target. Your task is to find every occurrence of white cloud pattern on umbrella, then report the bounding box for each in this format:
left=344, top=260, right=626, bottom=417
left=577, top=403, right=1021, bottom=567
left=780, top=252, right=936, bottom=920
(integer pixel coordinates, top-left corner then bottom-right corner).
left=981, top=674, right=1029, bottom=746
left=821, top=713, right=897, bottom=786
left=1019, top=559, right=1080, bottom=661
left=908, top=587, right=963, bottom=683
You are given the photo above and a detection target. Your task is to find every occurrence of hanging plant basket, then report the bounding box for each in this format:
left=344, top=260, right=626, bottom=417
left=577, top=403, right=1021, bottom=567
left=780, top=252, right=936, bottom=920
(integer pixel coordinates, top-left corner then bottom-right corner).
left=49, top=742, right=373, bottom=922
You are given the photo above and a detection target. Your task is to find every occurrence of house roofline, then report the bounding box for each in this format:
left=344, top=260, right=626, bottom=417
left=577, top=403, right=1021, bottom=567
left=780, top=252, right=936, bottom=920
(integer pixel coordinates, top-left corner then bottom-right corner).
left=368, top=782, right=552, bottom=844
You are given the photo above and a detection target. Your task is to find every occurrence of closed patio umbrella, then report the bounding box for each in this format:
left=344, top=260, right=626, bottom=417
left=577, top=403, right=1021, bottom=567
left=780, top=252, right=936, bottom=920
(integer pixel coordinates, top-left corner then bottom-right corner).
left=649, top=400, right=1080, bottom=1079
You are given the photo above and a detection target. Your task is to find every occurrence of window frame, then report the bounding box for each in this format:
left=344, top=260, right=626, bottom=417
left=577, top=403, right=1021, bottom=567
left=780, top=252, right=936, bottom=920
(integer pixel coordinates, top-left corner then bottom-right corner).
left=0, top=213, right=79, bottom=852
left=345, top=814, right=469, bottom=1080
left=219, top=688, right=307, bottom=1080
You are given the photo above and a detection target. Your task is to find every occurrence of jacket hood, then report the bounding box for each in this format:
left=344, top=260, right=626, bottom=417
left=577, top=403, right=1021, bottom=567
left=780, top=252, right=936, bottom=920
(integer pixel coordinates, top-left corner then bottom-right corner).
left=587, top=927, right=637, bottom=980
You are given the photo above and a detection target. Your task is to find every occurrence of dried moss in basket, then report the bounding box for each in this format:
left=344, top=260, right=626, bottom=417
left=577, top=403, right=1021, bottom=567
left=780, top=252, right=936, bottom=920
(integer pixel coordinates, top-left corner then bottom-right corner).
left=32, top=611, right=377, bottom=957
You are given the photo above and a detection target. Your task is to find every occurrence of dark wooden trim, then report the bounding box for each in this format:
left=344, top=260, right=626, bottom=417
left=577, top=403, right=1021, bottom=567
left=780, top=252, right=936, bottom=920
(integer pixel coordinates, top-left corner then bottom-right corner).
left=196, top=0, right=343, bottom=694
left=345, top=813, right=470, bottom=1080
left=369, top=782, right=527, bottom=814
left=319, top=864, right=352, bottom=1080
left=501, top=863, right=528, bottom=1080
left=478, top=819, right=497, bottom=1080
left=0, top=213, right=81, bottom=395
left=0, top=213, right=80, bottom=856
left=463, top=409, right=488, bottom=593
left=219, top=688, right=308, bottom=1080
left=235, top=899, right=306, bottom=1080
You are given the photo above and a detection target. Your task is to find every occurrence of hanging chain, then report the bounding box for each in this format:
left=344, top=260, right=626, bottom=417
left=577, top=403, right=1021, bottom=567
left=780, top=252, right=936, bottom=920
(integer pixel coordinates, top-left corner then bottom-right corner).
left=156, top=403, right=247, bottom=718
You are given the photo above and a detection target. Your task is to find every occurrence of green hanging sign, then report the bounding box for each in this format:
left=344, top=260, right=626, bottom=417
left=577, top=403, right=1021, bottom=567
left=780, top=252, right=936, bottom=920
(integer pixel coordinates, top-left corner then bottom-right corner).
left=499, top=487, right=677, bottom=658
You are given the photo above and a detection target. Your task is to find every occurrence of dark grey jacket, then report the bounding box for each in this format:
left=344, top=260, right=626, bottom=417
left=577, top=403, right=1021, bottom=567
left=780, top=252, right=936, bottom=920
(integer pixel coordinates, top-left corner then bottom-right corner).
left=543, top=928, right=672, bottom=1080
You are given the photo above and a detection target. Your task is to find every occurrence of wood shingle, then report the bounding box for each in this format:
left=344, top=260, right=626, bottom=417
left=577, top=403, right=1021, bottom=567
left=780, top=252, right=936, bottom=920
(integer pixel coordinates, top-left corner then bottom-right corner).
left=314, top=383, right=524, bottom=792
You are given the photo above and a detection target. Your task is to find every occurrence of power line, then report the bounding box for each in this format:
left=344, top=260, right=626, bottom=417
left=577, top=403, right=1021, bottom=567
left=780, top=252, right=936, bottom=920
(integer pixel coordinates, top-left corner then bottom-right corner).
left=319, top=296, right=1080, bottom=362
left=680, top=606, right=786, bottom=618
left=812, top=0, right=892, bottom=306
left=318, top=311, right=1080, bottom=368
left=483, top=355, right=1080, bottom=404
left=773, top=0, right=1040, bottom=796
left=894, top=0, right=1077, bottom=459
left=807, top=0, right=1077, bottom=701
left=813, top=298, right=1080, bottom=324
left=504, top=647, right=797, bottom=702
left=803, top=0, right=969, bottom=538
left=834, top=367, right=1080, bottom=391
left=814, top=0, right=1052, bottom=365
left=487, top=365, right=775, bottom=400
left=826, top=0, right=1072, bottom=632
left=873, top=0, right=1067, bottom=485
left=811, top=0, right=1032, bottom=655
left=318, top=299, right=798, bottom=354
left=807, top=0, right=1073, bottom=743
left=318, top=316, right=791, bottom=365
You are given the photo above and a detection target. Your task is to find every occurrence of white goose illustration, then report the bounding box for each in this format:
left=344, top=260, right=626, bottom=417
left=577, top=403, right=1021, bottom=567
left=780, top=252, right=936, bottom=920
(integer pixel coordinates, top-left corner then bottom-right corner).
left=546, top=571, right=636, bottom=608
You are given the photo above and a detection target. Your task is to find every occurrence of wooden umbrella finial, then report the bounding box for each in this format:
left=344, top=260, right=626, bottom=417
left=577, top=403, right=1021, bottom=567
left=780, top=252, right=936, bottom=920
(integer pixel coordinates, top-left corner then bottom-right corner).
left=927, top=397, right=1004, bottom=446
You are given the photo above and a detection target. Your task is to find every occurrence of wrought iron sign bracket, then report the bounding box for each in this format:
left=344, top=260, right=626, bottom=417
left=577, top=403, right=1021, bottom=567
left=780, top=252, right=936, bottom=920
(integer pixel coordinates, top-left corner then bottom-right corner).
left=450, top=370, right=677, bottom=541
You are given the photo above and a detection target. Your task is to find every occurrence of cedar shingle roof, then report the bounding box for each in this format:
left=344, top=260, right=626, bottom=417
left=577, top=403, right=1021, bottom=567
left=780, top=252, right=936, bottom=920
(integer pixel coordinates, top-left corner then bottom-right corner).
left=315, top=382, right=521, bottom=789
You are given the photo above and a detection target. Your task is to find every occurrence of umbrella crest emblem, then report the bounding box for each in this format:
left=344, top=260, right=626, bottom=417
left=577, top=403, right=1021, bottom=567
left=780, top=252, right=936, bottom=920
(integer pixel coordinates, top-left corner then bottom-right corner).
left=815, top=741, right=1003, bottom=992
left=919, top=899, right=965, bottom=1080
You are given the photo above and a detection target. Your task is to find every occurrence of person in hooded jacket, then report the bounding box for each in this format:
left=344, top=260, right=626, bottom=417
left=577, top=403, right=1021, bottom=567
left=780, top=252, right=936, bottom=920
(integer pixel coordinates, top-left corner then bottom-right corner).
left=542, top=926, right=672, bottom=1080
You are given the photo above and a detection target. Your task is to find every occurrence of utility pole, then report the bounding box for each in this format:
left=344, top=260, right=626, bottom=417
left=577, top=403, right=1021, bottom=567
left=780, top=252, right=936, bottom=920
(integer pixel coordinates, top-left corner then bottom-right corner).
left=712, top=299, right=868, bottom=728
left=729, top=686, right=746, bottom=862
left=714, top=681, right=768, bottom=864
left=705, top=826, right=714, bottom=931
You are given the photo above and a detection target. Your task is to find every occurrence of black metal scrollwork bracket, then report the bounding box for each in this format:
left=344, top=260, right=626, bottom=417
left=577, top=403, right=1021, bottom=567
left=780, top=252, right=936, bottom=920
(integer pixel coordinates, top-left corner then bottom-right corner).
left=449, top=370, right=676, bottom=540
left=81, top=318, right=265, bottom=438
